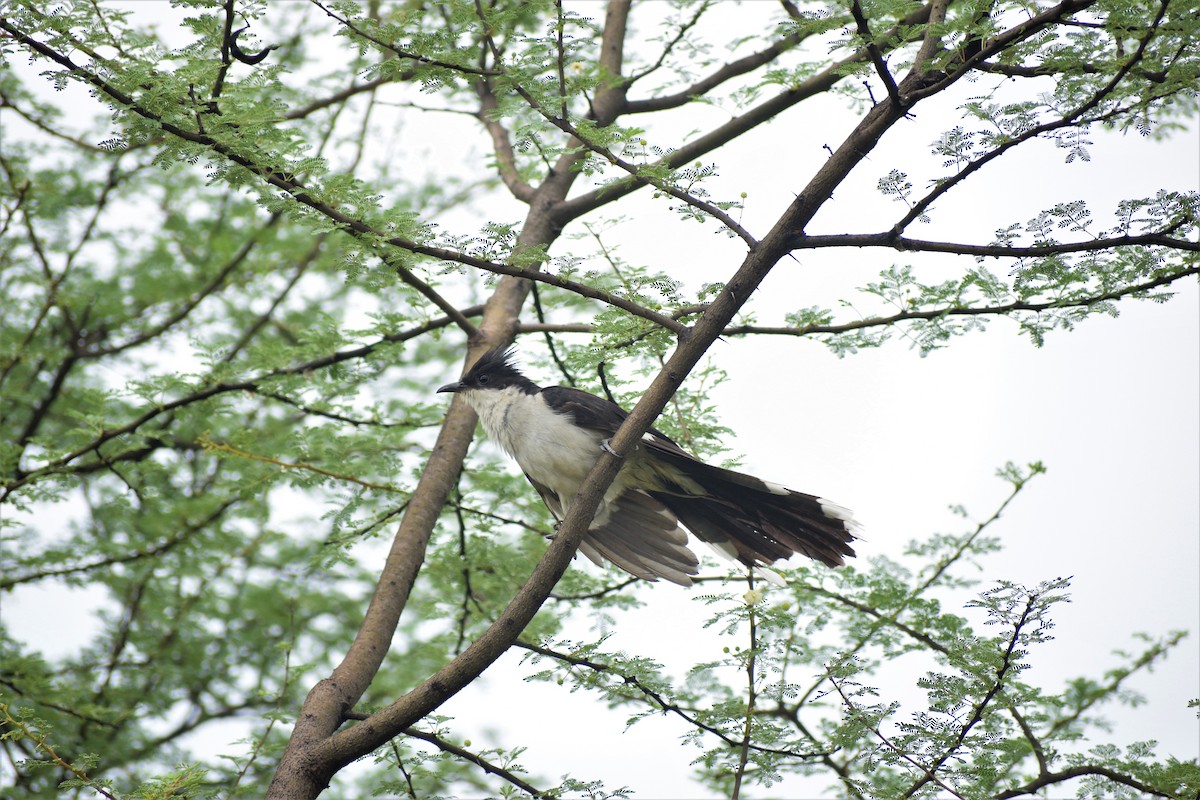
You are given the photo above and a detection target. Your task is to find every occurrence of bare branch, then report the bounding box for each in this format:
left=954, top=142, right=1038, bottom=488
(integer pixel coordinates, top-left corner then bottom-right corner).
left=390, top=256, right=479, bottom=337
left=539, top=103, right=759, bottom=245
left=731, top=576, right=759, bottom=800
left=197, top=436, right=407, bottom=493
left=621, top=0, right=710, bottom=92
left=0, top=89, right=109, bottom=151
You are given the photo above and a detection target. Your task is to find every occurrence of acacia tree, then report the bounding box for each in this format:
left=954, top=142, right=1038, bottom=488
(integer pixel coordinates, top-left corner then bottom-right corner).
left=0, top=0, right=1197, bottom=798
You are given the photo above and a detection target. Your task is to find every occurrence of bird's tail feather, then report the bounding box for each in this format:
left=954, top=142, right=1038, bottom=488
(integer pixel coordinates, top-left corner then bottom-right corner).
left=650, top=460, right=859, bottom=569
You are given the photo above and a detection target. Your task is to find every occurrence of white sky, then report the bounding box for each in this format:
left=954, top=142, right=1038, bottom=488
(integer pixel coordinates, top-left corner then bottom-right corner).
left=3, top=2, right=1197, bottom=798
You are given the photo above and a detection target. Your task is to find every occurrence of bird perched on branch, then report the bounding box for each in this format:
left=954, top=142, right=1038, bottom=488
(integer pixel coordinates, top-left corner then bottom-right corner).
left=438, top=347, right=859, bottom=586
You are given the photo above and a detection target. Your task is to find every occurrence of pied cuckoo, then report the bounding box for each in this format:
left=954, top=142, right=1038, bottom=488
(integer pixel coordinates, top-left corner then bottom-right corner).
left=438, top=347, right=859, bottom=586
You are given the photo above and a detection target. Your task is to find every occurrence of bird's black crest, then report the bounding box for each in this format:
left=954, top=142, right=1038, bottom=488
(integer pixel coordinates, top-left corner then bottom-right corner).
left=461, top=346, right=537, bottom=392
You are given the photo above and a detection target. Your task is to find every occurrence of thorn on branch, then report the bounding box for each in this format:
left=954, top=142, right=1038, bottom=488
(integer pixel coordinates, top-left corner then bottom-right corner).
left=597, top=360, right=618, bottom=404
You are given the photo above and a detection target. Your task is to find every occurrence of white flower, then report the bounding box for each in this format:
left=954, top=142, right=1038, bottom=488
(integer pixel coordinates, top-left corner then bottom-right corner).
left=742, top=588, right=764, bottom=606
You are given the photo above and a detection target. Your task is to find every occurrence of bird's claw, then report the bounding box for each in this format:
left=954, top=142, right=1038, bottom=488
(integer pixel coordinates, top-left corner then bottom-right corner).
left=601, top=438, right=622, bottom=459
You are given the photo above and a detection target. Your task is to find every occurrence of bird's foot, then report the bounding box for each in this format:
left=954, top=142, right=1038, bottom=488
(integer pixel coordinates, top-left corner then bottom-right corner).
left=601, top=438, right=623, bottom=459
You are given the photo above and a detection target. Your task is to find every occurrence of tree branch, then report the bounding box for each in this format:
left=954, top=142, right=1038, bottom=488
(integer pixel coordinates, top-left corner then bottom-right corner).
left=265, top=3, right=642, bottom=791
left=473, top=80, right=538, bottom=203
left=901, top=591, right=1037, bottom=797
left=622, top=1, right=847, bottom=113
left=726, top=264, right=1200, bottom=339
left=849, top=0, right=902, bottom=108
left=309, top=0, right=500, bottom=77
left=793, top=230, right=1200, bottom=257
left=830, top=679, right=970, bottom=800
left=297, top=3, right=915, bottom=776
left=794, top=468, right=1039, bottom=710
left=284, top=75, right=403, bottom=120
left=890, top=0, right=1164, bottom=233
left=995, top=765, right=1177, bottom=799
left=556, top=2, right=935, bottom=221
left=0, top=304, right=485, bottom=498
left=512, top=640, right=829, bottom=762
left=0, top=17, right=694, bottom=337
left=83, top=210, right=286, bottom=358
left=401, top=725, right=553, bottom=799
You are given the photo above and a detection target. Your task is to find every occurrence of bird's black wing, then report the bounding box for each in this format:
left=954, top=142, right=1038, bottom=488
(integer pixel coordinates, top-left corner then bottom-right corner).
left=539, top=385, right=683, bottom=448
left=524, top=472, right=565, bottom=519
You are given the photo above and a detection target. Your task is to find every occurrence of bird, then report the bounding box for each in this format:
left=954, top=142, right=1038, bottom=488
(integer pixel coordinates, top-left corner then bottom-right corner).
left=438, top=346, right=859, bottom=586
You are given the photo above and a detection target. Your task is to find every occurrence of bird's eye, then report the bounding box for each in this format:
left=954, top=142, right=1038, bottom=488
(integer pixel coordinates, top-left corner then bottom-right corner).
left=477, top=374, right=489, bottom=384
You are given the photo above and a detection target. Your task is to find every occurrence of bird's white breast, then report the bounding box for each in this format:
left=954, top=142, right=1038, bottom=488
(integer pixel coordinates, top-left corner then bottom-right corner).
left=462, top=387, right=603, bottom=503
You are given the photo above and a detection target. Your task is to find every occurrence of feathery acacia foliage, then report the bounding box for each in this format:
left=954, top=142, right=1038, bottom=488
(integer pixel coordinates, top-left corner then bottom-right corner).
left=1, top=0, right=1196, bottom=797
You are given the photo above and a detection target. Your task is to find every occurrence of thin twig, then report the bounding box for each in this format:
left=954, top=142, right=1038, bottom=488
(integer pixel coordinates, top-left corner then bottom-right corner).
left=731, top=571, right=758, bottom=799
left=0, top=704, right=120, bottom=800
left=726, top=265, right=1200, bottom=339
left=849, top=0, right=902, bottom=107
left=830, top=680, right=970, bottom=800
left=794, top=230, right=1200, bottom=257
left=198, top=436, right=406, bottom=493
left=309, top=0, right=499, bottom=76
left=402, top=726, right=553, bottom=798
left=901, top=592, right=1038, bottom=797
left=794, top=470, right=1038, bottom=709
left=513, top=639, right=832, bottom=762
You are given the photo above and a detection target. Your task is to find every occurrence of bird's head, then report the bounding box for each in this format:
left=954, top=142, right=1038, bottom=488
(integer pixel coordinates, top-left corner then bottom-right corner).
left=437, top=346, right=536, bottom=395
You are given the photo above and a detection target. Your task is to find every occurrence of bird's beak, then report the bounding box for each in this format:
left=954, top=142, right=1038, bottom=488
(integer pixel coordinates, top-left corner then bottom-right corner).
left=437, top=381, right=464, bottom=394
